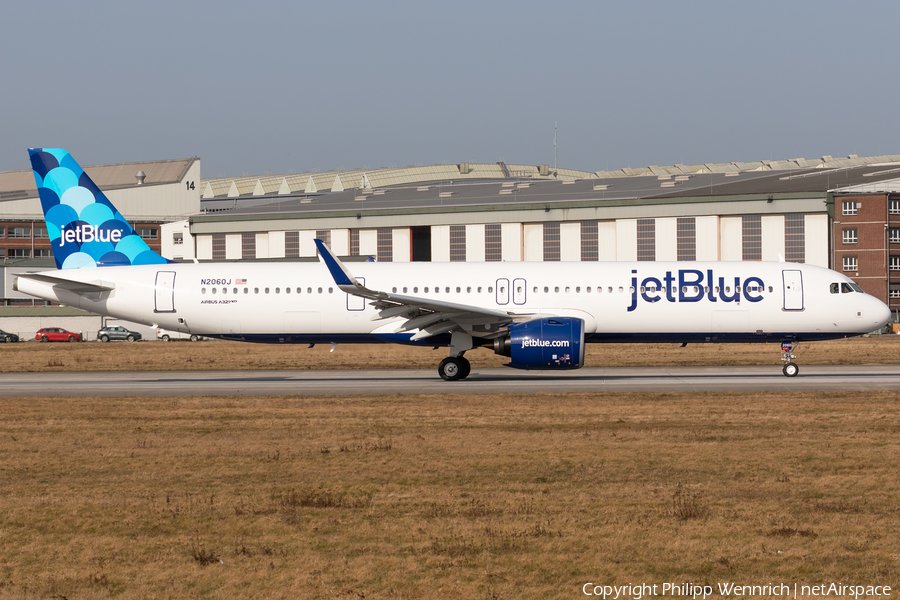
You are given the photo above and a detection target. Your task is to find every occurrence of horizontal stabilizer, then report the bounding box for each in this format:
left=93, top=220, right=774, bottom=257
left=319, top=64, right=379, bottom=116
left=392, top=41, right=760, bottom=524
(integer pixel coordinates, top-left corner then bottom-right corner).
left=16, top=271, right=115, bottom=292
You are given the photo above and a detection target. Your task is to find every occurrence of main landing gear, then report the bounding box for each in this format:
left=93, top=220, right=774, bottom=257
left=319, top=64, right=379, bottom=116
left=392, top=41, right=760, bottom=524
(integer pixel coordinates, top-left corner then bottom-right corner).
left=781, top=340, right=799, bottom=377
left=438, top=331, right=475, bottom=381
left=438, top=356, right=471, bottom=381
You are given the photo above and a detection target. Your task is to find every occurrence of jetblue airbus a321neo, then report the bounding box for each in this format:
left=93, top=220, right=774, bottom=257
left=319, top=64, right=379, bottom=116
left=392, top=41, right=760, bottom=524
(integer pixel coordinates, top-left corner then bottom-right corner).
left=15, top=148, right=891, bottom=380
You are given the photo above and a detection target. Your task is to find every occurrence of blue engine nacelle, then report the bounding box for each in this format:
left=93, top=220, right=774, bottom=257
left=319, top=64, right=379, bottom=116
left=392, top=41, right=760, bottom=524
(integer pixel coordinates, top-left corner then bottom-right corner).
left=493, top=317, right=585, bottom=370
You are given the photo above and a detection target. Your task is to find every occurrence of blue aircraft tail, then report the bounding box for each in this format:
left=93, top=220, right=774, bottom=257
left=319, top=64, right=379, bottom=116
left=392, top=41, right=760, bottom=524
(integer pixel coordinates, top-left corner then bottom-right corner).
left=28, top=148, right=169, bottom=269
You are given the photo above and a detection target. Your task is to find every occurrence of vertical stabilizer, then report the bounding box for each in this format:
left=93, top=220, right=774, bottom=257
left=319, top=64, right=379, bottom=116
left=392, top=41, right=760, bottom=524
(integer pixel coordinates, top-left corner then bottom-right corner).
left=28, top=147, right=169, bottom=269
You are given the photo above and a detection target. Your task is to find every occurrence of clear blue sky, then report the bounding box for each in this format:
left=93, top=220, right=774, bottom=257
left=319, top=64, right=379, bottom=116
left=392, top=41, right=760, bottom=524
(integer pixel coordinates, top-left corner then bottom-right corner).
left=3, top=0, right=898, bottom=178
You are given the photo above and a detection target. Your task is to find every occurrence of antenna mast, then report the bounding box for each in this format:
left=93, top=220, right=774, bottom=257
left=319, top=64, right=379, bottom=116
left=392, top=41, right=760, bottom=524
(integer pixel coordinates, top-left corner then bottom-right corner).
left=554, top=122, right=558, bottom=178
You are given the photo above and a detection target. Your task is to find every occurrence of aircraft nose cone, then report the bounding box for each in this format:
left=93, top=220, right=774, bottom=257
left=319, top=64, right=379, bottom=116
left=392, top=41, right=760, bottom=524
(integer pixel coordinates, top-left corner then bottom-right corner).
left=872, top=297, right=892, bottom=329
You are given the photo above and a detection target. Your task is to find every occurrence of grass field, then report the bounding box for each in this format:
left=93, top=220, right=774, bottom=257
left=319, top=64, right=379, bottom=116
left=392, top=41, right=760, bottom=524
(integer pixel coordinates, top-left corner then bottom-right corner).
left=0, top=339, right=897, bottom=598
left=1, top=392, right=898, bottom=599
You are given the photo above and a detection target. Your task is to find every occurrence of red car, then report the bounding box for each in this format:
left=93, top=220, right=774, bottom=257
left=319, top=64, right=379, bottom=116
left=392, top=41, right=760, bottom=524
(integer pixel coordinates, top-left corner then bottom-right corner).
left=35, top=327, right=82, bottom=342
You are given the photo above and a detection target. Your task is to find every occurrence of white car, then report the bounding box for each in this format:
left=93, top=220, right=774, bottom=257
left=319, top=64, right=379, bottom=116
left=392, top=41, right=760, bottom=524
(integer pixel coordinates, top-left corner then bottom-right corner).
left=157, top=328, right=203, bottom=342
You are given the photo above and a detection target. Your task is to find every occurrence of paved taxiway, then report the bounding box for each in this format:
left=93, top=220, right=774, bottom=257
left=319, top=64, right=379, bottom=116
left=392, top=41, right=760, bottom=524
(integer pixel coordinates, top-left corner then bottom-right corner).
left=3, top=365, right=900, bottom=397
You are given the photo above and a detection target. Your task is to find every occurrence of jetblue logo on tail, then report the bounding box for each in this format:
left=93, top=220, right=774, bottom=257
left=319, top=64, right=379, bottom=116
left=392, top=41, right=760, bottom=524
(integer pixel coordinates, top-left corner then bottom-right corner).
left=58, top=224, right=124, bottom=246
left=28, top=148, right=169, bottom=269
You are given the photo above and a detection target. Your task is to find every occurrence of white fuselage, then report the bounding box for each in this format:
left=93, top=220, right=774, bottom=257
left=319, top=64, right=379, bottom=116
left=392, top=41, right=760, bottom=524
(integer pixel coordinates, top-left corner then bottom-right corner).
left=15, top=260, right=891, bottom=345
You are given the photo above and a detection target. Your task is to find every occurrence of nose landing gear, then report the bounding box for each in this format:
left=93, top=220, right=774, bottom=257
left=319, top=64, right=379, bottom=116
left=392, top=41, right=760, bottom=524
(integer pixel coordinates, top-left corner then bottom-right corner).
left=781, top=340, right=799, bottom=377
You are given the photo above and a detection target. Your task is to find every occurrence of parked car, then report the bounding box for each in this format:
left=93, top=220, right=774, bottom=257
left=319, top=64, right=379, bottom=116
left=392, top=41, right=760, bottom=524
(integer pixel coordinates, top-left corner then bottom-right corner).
left=157, top=328, right=202, bottom=342
left=97, top=326, right=142, bottom=342
left=35, top=327, right=82, bottom=342
left=0, top=329, right=19, bottom=343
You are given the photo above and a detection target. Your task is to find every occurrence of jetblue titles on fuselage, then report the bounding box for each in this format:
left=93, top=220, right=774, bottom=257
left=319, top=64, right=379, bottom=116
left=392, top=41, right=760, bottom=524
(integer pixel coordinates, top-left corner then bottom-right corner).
left=627, top=268, right=765, bottom=312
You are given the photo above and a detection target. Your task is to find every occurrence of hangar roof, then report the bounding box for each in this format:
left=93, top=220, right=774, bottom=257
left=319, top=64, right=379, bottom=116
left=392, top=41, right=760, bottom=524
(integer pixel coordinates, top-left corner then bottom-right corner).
left=198, top=154, right=900, bottom=200
left=0, top=157, right=198, bottom=203
left=193, top=157, right=900, bottom=226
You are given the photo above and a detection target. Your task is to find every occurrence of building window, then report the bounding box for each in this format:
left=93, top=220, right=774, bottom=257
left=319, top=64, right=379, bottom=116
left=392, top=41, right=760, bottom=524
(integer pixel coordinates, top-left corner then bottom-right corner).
left=348, top=229, right=360, bottom=256
left=173, top=232, right=183, bottom=245
left=485, top=224, right=502, bottom=261
left=890, top=200, right=900, bottom=215
left=136, top=227, right=157, bottom=240
left=637, top=219, right=655, bottom=261
left=212, top=233, right=226, bottom=260
left=242, top=233, right=256, bottom=259
left=842, top=201, right=857, bottom=216
left=581, top=221, right=598, bottom=261
left=8, top=248, right=30, bottom=258
left=34, top=227, right=49, bottom=239
left=316, top=230, right=331, bottom=249
left=543, top=223, right=560, bottom=261
left=891, top=256, right=900, bottom=271
left=34, top=248, right=52, bottom=258
left=285, top=232, right=299, bottom=258
left=449, top=225, right=466, bottom=262
left=742, top=215, right=762, bottom=261
left=9, top=226, right=30, bottom=239
left=842, top=228, right=858, bottom=244
left=890, top=285, right=900, bottom=299
left=0, top=248, right=4, bottom=258
left=843, top=256, right=858, bottom=271
left=784, top=214, right=805, bottom=263
left=0, top=227, right=5, bottom=238
left=377, top=228, right=393, bottom=262
left=676, top=217, right=695, bottom=261
left=890, top=228, right=900, bottom=244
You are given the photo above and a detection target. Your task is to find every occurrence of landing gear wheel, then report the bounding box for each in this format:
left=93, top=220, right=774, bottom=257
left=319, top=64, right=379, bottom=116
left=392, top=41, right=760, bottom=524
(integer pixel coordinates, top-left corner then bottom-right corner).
left=438, top=356, right=468, bottom=381
left=783, top=362, right=799, bottom=377
left=459, top=357, right=471, bottom=380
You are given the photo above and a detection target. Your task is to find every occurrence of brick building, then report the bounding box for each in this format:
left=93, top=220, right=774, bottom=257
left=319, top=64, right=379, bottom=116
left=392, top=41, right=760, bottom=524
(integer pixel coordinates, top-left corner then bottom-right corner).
left=833, top=191, right=900, bottom=317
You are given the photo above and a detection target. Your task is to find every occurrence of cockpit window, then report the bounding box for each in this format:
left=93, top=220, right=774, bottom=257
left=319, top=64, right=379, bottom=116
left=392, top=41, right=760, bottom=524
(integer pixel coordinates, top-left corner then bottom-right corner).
left=837, top=282, right=864, bottom=293
left=830, top=283, right=839, bottom=294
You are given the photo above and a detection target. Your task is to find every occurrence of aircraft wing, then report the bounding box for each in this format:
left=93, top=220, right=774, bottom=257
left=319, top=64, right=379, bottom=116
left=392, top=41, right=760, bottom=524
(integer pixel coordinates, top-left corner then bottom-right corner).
left=315, top=239, right=513, bottom=340
left=15, top=271, right=115, bottom=293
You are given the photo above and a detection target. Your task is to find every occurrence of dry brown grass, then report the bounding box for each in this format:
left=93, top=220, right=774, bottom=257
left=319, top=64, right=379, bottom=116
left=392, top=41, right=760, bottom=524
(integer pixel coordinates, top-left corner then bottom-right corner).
left=0, top=391, right=897, bottom=598
left=0, top=334, right=898, bottom=372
